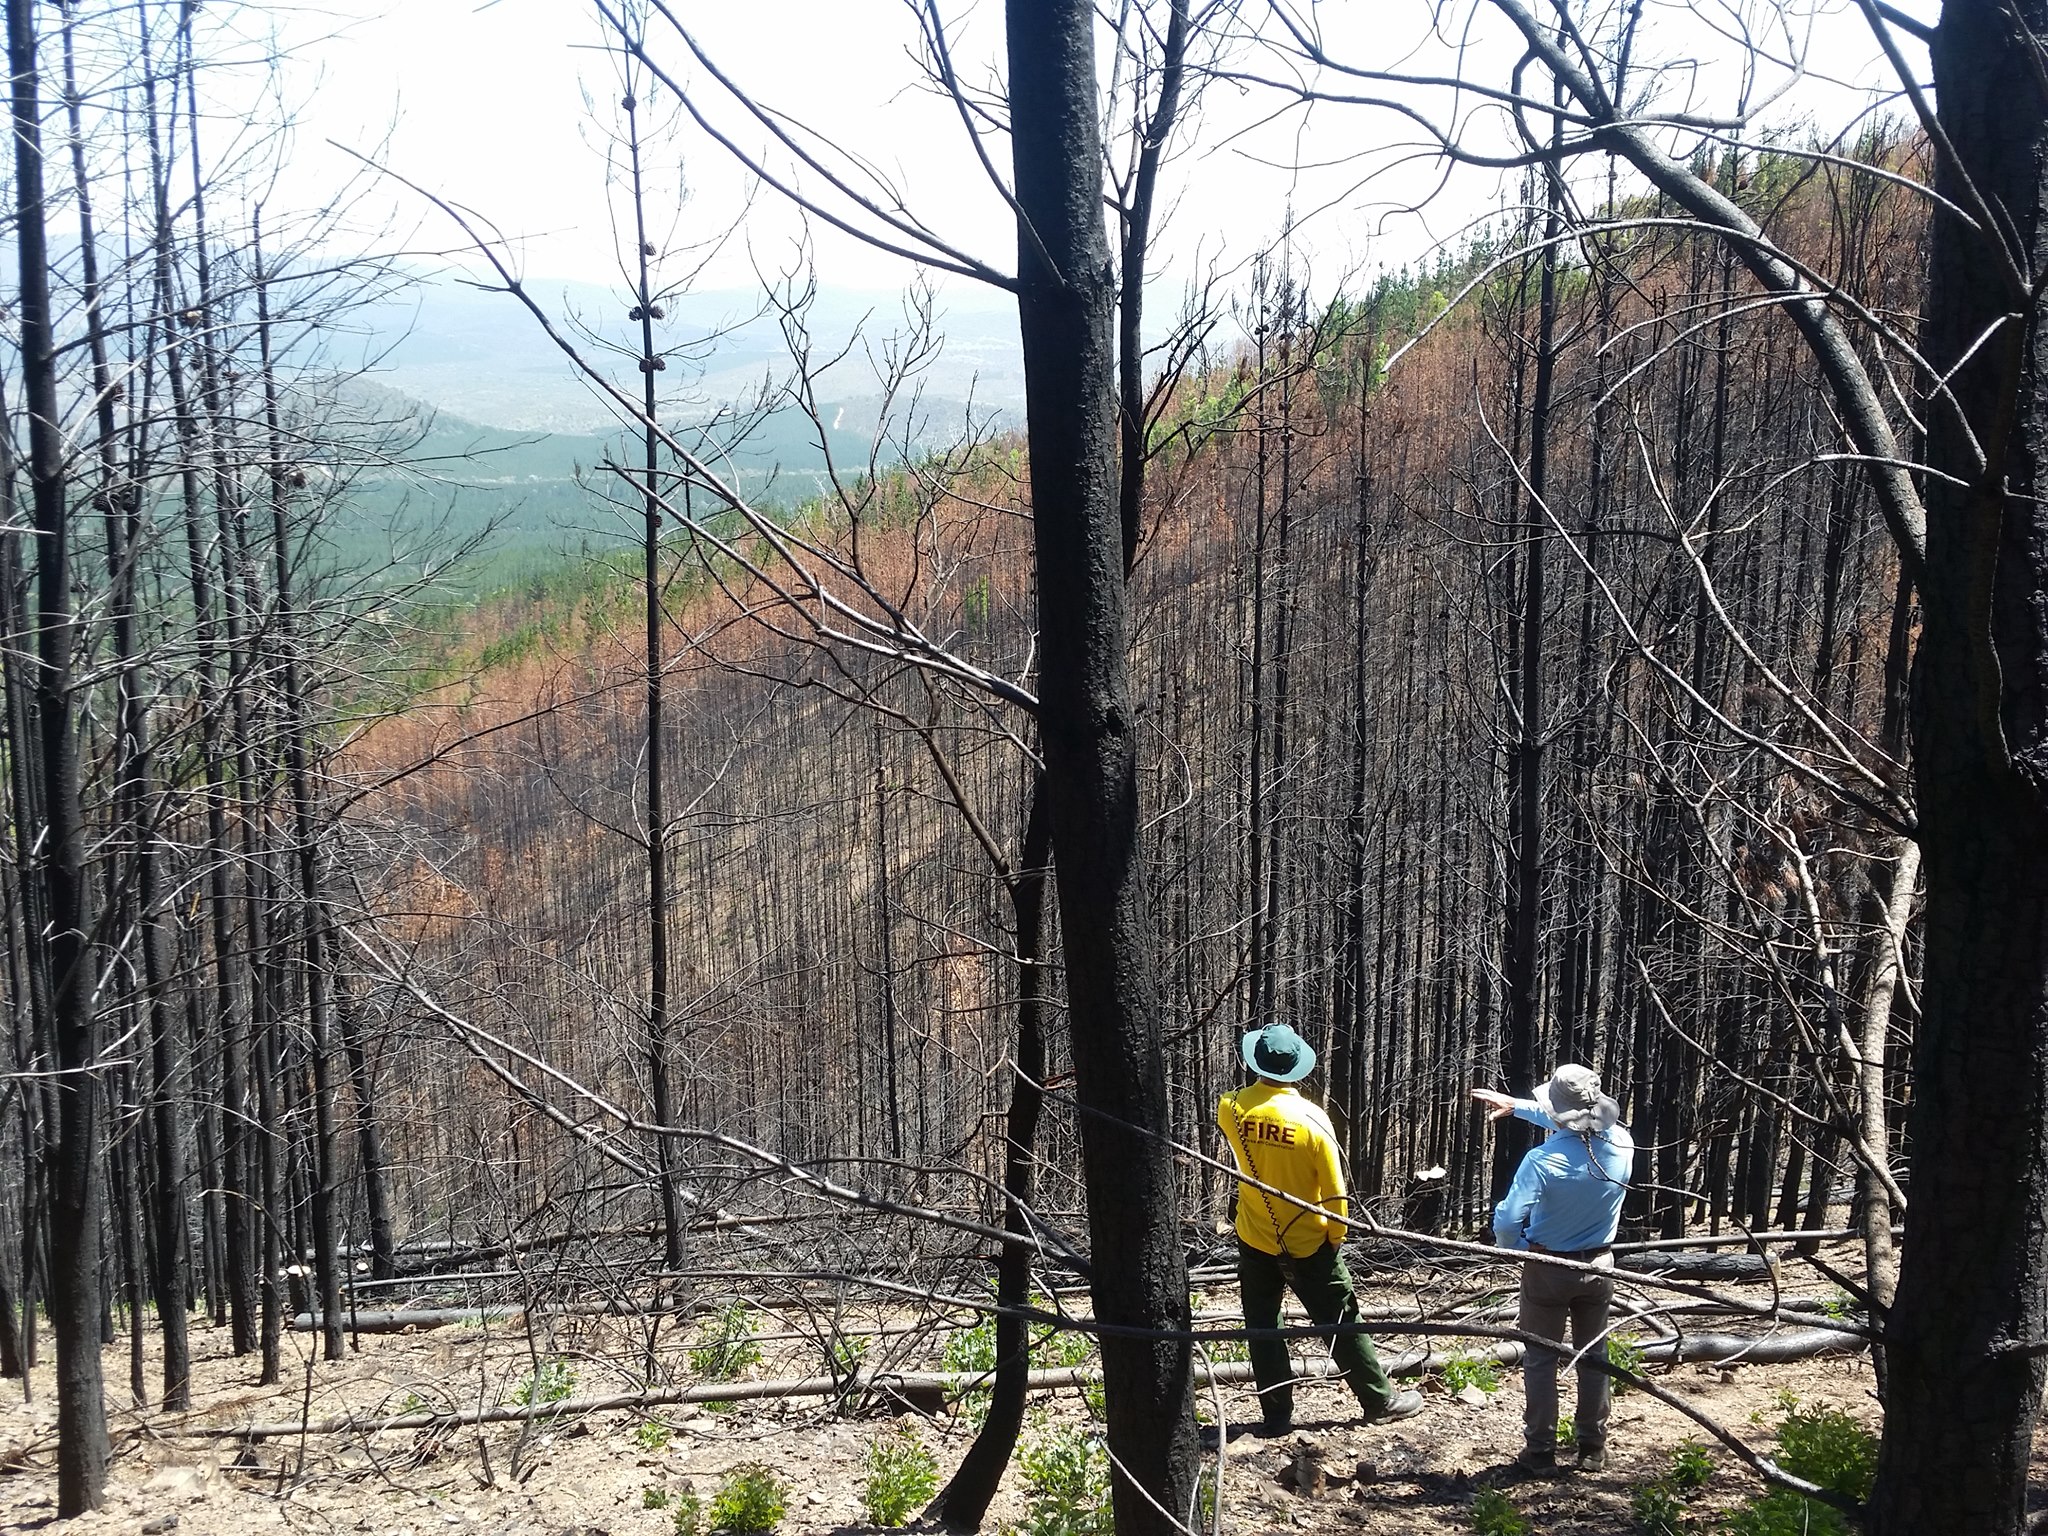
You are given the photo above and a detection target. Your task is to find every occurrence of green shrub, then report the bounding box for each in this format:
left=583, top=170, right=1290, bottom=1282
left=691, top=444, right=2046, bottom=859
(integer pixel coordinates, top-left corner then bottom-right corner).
left=1019, top=1425, right=1113, bottom=1536
left=691, top=1302, right=764, bottom=1380
left=709, top=1464, right=787, bottom=1535
left=1774, top=1401, right=1876, bottom=1501
left=1442, top=1353, right=1502, bottom=1393
left=1607, top=1330, right=1647, bottom=1391
left=673, top=1487, right=703, bottom=1536
left=1039, top=1323, right=1094, bottom=1369
left=832, top=1332, right=871, bottom=1375
left=511, top=1358, right=576, bottom=1408
left=828, top=1331, right=871, bottom=1415
left=1470, top=1487, right=1531, bottom=1536
left=859, top=1426, right=939, bottom=1527
left=946, top=1298, right=1103, bottom=1426
left=636, top=1418, right=673, bottom=1452
left=1200, top=1334, right=1251, bottom=1364
left=1718, top=1400, right=1875, bottom=1536
left=1670, top=1439, right=1715, bottom=1494
left=943, top=1311, right=997, bottom=1427
left=1630, top=1480, right=1686, bottom=1535
left=943, top=1311, right=997, bottom=1375
left=1720, top=1489, right=1849, bottom=1536
left=1556, top=1415, right=1576, bottom=1448
left=1027, top=1304, right=1099, bottom=1418
left=1080, top=1378, right=1107, bottom=1422
left=645, top=1486, right=673, bottom=1509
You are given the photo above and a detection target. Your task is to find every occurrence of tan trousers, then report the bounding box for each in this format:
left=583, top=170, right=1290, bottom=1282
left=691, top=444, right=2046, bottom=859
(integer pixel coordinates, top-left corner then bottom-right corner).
left=1519, top=1251, right=1614, bottom=1452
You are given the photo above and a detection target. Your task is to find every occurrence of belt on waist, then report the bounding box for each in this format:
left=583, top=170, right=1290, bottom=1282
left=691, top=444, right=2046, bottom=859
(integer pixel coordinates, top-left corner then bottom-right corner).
left=1530, top=1243, right=1610, bottom=1262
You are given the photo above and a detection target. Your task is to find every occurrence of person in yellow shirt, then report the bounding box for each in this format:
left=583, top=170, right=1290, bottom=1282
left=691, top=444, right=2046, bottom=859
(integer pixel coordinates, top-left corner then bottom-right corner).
left=1218, top=1022, right=1424, bottom=1437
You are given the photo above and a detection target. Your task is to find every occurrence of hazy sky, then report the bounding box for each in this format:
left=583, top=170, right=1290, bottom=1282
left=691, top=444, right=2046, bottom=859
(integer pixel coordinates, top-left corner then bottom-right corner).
left=285, top=1, right=978, bottom=292
left=273, top=0, right=1927, bottom=304
left=277, top=0, right=1514, bottom=299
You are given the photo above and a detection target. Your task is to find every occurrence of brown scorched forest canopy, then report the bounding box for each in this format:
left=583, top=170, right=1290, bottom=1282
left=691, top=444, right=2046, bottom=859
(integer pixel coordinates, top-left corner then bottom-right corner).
left=4, top=0, right=2047, bottom=1533
left=358, top=147, right=1923, bottom=1255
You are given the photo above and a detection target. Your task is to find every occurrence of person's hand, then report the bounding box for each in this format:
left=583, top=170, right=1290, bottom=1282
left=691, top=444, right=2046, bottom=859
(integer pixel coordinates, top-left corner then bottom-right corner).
left=1470, top=1087, right=1516, bottom=1123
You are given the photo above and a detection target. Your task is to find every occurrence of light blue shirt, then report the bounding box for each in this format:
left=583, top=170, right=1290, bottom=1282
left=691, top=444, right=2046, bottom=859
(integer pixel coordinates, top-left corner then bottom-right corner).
left=1492, top=1098, right=1635, bottom=1253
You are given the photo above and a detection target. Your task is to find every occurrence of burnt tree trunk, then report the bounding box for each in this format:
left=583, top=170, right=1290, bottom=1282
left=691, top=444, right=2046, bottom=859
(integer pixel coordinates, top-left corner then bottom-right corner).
left=1331, top=324, right=1379, bottom=1162
left=61, top=1, right=191, bottom=1406
left=1114, top=0, right=1185, bottom=574
left=1005, top=2, right=1198, bottom=1529
left=619, top=81, right=688, bottom=1273
left=928, top=784, right=1053, bottom=1530
left=1868, top=1, right=2048, bottom=1531
left=9, top=0, right=109, bottom=1504
left=1494, top=148, right=1561, bottom=1206
left=253, top=218, right=347, bottom=1364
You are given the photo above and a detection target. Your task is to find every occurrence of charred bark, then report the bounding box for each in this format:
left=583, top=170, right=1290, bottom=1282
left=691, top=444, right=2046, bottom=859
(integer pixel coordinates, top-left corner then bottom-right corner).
left=928, top=784, right=1053, bottom=1530
left=9, top=0, right=110, bottom=1503
left=1868, top=1, right=2048, bottom=1530
left=1005, top=2, right=1198, bottom=1527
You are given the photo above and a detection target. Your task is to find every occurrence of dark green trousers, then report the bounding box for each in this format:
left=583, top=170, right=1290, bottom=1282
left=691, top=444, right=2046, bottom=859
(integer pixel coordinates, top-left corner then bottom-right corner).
left=1237, top=1237, right=1395, bottom=1429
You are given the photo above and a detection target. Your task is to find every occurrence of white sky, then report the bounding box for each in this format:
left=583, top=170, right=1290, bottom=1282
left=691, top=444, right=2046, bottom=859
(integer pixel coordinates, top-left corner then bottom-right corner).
left=266, top=0, right=1930, bottom=305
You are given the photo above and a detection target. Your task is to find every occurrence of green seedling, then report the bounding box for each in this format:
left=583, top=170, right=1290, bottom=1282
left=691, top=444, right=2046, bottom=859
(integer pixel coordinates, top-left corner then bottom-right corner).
left=709, top=1463, right=787, bottom=1535
left=511, top=1358, right=576, bottom=1408
left=636, top=1418, right=673, bottom=1452
left=1607, top=1330, right=1647, bottom=1391
left=859, top=1426, right=939, bottom=1527
left=1669, top=1438, right=1714, bottom=1493
left=691, top=1301, right=764, bottom=1379
left=1719, top=1400, right=1875, bottom=1536
left=1018, top=1424, right=1113, bottom=1536
left=1629, top=1479, right=1685, bottom=1536
left=1470, top=1486, right=1530, bottom=1536
left=1442, top=1353, right=1501, bottom=1393
left=943, top=1309, right=997, bottom=1428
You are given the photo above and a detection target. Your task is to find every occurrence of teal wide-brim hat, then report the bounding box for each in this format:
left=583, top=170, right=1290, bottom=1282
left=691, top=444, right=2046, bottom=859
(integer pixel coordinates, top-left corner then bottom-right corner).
left=1241, top=1022, right=1316, bottom=1084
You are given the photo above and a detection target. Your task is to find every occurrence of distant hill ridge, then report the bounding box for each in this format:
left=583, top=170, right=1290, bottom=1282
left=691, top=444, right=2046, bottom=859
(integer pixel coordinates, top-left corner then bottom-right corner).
left=319, top=273, right=1023, bottom=591
left=350, top=270, right=1024, bottom=436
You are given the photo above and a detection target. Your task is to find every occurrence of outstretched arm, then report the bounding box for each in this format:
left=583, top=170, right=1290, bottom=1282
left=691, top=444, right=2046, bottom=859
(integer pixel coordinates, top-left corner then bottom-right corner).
left=1473, top=1086, right=1556, bottom=1132
left=1471, top=1087, right=1517, bottom=1122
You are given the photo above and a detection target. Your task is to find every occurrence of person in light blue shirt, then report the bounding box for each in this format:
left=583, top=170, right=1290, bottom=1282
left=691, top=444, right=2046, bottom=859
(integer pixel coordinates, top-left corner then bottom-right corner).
left=1473, top=1064, right=1635, bottom=1475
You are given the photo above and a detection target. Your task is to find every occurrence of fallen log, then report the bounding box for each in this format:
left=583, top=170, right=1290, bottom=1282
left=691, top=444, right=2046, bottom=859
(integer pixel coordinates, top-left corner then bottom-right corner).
left=1618, top=1251, right=1774, bottom=1283
left=296, top=1307, right=524, bottom=1333
left=380, top=1212, right=785, bottom=1275
left=1613, top=1228, right=1864, bottom=1253
left=167, top=1326, right=1862, bottom=1442
left=1641, top=1329, right=1867, bottom=1366
left=1382, top=1325, right=1863, bottom=1373
left=292, top=1301, right=702, bottom=1334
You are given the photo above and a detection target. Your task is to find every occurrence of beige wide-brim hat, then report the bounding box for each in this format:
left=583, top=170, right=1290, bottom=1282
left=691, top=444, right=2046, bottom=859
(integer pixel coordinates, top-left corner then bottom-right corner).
left=1535, top=1063, right=1621, bottom=1134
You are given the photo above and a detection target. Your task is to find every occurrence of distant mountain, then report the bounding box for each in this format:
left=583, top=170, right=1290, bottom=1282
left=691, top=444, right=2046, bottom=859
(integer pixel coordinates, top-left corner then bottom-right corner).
left=348, top=273, right=1024, bottom=439
left=326, top=382, right=886, bottom=595
left=317, top=274, right=1022, bottom=593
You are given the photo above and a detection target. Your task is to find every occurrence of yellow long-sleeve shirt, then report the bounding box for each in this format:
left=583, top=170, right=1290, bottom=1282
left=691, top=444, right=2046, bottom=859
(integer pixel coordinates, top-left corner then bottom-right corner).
left=1218, top=1081, right=1350, bottom=1258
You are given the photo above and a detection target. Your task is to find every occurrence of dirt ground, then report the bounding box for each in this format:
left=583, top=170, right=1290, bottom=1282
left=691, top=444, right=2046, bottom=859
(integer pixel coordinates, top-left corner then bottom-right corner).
left=0, top=1269, right=1954, bottom=1535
